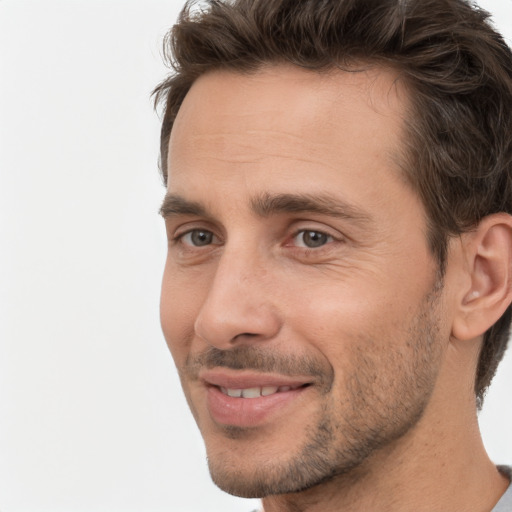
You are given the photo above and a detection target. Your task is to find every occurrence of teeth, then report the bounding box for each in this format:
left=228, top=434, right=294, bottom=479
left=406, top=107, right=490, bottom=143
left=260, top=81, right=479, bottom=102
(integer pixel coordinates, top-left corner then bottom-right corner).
left=241, top=387, right=261, bottom=398
left=261, top=386, right=279, bottom=396
left=220, top=385, right=301, bottom=398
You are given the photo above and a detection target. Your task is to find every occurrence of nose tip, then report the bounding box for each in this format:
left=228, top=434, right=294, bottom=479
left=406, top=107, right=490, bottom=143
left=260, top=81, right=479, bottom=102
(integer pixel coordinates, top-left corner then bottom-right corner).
left=194, top=295, right=281, bottom=349
left=193, top=261, right=281, bottom=349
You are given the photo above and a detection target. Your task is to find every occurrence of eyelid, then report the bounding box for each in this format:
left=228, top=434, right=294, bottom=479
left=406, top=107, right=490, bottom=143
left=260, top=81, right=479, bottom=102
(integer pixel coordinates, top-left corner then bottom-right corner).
left=292, top=229, right=334, bottom=248
left=179, top=229, right=220, bottom=247
left=167, top=218, right=217, bottom=239
left=166, top=219, right=345, bottom=252
left=289, top=222, right=344, bottom=241
left=173, top=227, right=210, bottom=240
left=170, top=224, right=223, bottom=250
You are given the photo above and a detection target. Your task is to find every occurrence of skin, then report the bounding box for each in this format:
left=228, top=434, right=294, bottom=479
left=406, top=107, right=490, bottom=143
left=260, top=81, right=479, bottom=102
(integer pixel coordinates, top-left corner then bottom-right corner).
left=160, top=66, right=511, bottom=511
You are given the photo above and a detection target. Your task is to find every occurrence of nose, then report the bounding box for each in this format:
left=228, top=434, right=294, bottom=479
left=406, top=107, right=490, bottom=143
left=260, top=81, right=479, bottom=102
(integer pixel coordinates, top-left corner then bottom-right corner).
left=194, top=249, right=281, bottom=350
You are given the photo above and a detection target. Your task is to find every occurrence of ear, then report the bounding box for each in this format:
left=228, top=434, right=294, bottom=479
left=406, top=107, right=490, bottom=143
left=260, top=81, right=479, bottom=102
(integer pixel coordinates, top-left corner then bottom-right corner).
left=451, top=213, right=512, bottom=341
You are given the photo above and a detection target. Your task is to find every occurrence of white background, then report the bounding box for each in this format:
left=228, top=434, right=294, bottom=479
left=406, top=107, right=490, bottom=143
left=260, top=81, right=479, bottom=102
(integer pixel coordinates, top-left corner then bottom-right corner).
left=0, top=1, right=511, bottom=511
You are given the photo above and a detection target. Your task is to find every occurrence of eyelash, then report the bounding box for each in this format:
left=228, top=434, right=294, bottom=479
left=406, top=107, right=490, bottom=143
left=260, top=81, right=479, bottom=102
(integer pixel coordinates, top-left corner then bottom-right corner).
left=175, top=229, right=220, bottom=247
left=290, top=229, right=334, bottom=249
left=172, top=228, right=337, bottom=251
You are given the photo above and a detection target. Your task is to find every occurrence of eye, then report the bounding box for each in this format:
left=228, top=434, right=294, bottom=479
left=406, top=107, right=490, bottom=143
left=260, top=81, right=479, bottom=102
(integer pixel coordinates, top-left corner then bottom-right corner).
left=293, top=230, right=333, bottom=248
left=181, top=229, right=216, bottom=247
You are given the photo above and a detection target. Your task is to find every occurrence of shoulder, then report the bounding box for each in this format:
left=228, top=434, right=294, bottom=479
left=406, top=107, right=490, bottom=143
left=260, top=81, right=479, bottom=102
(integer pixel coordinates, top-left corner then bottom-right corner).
left=492, top=466, right=512, bottom=512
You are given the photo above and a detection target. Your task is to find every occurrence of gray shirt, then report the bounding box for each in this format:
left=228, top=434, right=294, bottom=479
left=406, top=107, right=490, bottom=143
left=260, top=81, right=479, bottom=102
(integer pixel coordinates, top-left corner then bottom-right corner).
left=493, top=466, right=512, bottom=512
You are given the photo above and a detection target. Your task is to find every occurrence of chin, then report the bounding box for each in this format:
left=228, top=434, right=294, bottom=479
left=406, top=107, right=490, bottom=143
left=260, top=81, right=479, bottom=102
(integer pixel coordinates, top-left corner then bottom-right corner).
left=204, top=398, right=426, bottom=499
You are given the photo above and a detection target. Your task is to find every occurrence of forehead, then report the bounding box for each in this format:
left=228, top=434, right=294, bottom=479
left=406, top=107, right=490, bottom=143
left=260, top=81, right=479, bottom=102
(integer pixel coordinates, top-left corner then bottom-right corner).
left=167, top=64, right=410, bottom=201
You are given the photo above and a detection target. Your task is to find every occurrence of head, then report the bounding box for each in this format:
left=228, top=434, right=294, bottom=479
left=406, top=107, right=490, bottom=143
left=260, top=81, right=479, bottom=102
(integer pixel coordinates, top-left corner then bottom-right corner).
left=155, top=0, right=512, bottom=499
left=155, top=0, right=512, bottom=406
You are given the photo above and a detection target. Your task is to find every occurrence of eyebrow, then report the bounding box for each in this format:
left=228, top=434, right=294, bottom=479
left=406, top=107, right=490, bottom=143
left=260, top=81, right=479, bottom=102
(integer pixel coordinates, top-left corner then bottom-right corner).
left=251, top=192, right=373, bottom=225
left=159, top=194, right=208, bottom=218
left=159, top=191, right=372, bottom=225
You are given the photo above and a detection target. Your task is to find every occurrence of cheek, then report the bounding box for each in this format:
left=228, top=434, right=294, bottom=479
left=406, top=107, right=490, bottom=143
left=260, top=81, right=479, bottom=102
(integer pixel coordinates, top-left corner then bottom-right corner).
left=160, top=261, right=207, bottom=364
left=287, top=277, right=424, bottom=371
left=290, top=279, right=385, bottom=333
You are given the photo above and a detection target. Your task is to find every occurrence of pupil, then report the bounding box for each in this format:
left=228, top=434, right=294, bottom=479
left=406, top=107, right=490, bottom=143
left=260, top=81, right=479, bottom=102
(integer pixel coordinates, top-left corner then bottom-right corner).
left=304, top=231, right=327, bottom=247
left=192, top=230, right=212, bottom=246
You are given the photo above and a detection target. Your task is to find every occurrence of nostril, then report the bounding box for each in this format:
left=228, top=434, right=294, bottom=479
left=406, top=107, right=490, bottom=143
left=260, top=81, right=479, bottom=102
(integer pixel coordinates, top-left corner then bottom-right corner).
left=233, top=332, right=259, bottom=340
left=194, top=286, right=282, bottom=349
left=229, top=332, right=269, bottom=346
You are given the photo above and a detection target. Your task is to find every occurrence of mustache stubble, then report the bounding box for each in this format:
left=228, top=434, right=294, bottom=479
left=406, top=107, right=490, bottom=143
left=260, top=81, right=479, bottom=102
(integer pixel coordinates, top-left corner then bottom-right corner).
left=185, top=345, right=334, bottom=393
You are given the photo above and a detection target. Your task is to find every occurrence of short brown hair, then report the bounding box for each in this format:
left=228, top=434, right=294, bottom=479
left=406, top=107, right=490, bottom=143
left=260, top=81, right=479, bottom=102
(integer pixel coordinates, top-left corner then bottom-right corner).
left=153, top=0, right=512, bottom=406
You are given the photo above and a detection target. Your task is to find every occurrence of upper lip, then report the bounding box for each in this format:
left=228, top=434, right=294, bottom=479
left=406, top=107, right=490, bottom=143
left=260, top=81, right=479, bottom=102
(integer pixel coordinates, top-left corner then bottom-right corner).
left=200, top=369, right=313, bottom=389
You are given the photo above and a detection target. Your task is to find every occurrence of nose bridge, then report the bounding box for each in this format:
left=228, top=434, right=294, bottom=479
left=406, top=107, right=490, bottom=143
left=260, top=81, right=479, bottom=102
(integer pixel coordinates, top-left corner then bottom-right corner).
left=194, top=241, right=280, bottom=348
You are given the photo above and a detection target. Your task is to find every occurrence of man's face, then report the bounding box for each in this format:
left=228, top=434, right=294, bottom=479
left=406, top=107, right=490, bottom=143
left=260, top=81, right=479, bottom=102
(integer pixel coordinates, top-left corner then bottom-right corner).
left=160, top=66, right=451, bottom=497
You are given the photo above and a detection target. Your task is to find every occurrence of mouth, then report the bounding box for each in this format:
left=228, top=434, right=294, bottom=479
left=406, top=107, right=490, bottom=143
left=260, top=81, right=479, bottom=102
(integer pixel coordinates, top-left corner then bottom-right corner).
left=200, top=371, right=313, bottom=427
left=218, top=383, right=309, bottom=398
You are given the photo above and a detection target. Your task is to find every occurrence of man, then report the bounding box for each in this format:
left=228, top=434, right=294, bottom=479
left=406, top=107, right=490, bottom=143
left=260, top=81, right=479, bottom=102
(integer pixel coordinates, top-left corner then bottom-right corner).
left=155, top=0, right=512, bottom=510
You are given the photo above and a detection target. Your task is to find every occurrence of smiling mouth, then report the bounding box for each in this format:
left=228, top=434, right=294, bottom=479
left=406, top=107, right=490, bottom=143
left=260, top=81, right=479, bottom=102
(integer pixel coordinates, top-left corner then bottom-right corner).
left=218, top=383, right=310, bottom=398
left=205, top=378, right=313, bottom=426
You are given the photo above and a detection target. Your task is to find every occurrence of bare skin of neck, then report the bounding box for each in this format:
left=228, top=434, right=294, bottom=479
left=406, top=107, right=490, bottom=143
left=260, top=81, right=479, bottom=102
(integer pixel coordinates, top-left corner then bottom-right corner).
left=261, top=340, right=509, bottom=512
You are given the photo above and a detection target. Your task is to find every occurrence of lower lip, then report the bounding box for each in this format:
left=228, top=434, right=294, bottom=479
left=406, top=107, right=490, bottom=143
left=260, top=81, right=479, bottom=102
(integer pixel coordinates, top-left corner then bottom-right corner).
left=206, top=385, right=307, bottom=428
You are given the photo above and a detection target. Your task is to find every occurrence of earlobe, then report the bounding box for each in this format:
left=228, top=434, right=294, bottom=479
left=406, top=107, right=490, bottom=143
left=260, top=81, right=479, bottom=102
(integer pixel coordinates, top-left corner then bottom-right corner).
left=452, top=213, right=512, bottom=341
